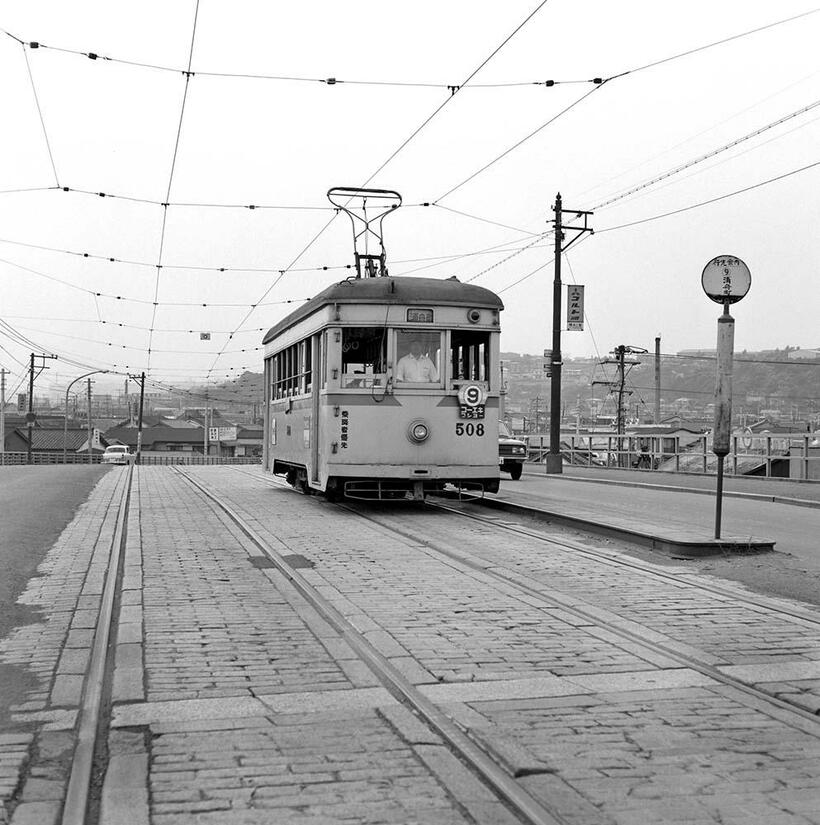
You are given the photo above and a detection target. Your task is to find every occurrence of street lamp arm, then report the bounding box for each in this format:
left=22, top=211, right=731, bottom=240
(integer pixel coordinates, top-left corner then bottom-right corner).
left=62, top=370, right=109, bottom=464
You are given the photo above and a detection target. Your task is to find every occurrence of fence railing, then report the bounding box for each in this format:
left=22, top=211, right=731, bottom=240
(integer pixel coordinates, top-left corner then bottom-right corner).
left=522, top=433, right=820, bottom=481
left=0, top=452, right=262, bottom=467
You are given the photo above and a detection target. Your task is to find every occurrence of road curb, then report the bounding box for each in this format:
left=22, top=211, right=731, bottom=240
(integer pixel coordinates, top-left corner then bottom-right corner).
left=473, top=494, right=775, bottom=559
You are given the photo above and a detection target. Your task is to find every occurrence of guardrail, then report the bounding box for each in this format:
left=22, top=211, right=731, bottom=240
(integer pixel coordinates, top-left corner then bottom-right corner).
left=522, top=433, right=820, bottom=481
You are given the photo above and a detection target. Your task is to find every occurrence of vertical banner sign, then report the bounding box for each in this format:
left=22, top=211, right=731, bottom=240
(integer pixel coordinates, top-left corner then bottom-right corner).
left=566, top=285, right=584, bottom=331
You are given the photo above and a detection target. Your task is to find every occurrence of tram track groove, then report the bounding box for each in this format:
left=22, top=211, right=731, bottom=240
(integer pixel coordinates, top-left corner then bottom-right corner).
left=61, top=464, right=133, bottom=825
left=347, top=501, right=820, bottom=729
left=174, top=467, right=575, bottom=825
left=233, top=467, right=820, bottom=727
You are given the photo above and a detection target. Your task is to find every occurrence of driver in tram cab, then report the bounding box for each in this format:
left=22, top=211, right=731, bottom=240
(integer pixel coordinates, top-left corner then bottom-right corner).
left=396, top=339, right=438, bottom=382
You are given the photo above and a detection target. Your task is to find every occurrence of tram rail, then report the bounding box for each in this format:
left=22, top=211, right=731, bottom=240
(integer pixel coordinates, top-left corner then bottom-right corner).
left=35, top=464, right=820, bottom=824
left=61, top=464, right=133, bottom=825
left=232, top=466, right=820, bottom=723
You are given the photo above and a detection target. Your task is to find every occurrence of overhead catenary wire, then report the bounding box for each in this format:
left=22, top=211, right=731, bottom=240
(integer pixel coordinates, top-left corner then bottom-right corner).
left=592, top=96, right=820, bottom=211
left=0, top=25, right=601, bottom=90
left=147, top=0, right=201, bottom=373
left=433, top=7, right=820, bottom=205
left=205, top=0, right=553, bottom=378
left=0, top=254, right=312, bottom=309
left=597, top=158, right=820, bottom=233
left=20, top=42, right=60, bottom=187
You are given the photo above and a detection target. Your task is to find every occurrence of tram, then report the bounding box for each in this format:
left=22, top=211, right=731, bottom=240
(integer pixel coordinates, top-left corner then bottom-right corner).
left=262, top=188, right=504, bottom=500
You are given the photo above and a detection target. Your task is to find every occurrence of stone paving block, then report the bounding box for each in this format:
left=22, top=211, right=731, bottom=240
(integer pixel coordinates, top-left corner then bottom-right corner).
left=8, top=800, right=61, bottom=825
left=112, top=696, right=268, bottom=727
left=565, top=667, right=717, bottom=694
left=49, top=675, right=84, bottom=707
left=719, top=661, right=820, bottom=682
left=421, top=674, right=583, bottom=704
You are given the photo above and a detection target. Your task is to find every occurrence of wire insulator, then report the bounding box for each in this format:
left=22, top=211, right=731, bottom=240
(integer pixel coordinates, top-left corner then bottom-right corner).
left=593, top=77, right=603, bottom=84
left=325, top=77, right=337, bottom=85
left=88, top=52, right=98, bottom=60
left=545, top=79, right=554, bottom=87
left=29, top=42, right=39, bottom=49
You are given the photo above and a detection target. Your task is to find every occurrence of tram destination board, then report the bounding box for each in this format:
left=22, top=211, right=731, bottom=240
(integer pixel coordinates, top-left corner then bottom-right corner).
left=460, top=404, right=485, bottom=419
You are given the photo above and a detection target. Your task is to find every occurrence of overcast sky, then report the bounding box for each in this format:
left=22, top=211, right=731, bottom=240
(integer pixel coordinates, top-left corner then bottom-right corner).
left=2, top=1, right=819, bottom=397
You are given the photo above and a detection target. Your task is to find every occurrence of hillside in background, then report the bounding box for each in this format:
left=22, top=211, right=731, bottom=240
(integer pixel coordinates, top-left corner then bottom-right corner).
left=189, top=349, right=820, bottom=430
left=502, top=348, right=820, bottom=429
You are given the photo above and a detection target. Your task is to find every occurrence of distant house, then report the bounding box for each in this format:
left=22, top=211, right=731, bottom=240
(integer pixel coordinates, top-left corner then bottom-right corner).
left=104, top=425, right=207, bottom=454
left=3, top=427, right=108, bottom=457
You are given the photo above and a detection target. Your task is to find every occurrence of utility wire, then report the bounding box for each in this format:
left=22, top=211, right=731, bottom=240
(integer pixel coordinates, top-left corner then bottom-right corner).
left=464, top=231, right=552, bottom=284
left=20, top=43, right=59, bottom=186
left=429, top=203, right=540, bottom=236
left=1, top=25, right=599, bottom=90
left=147, top=0, right=200, bottom=373
left=435, top=83, right=606, bottom=203
left=359, top=0, right=552, bottom=189
left=0, top=254, right=311, bottom=308
left=609, top=7, right=820, bottom=82
left=206, top=0, right=552, bottom=378
left=592, top=97, right=820, bottom=210
left=597, top=158, right=820, bottom=232
left=434, top=7, right=820, bottom=204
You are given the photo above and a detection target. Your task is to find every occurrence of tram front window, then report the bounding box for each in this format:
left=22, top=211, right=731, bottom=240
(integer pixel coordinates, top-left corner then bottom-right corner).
left=395, top=331, right=441, bottom=384
left=451, top=330, right=490, bottom=385
left=341, top=327, right=387, bottom=388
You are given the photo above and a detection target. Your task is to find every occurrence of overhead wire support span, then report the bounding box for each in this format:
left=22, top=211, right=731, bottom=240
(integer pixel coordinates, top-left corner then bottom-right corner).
left=146, top=0, right=200, bottom=374
left=433, top=7, right=820, bottom=205
left=19, top=41, right=60, bottom=187
left=1, top=25, right=605, bottom=90
left=206, top=0, right=552, bottom=378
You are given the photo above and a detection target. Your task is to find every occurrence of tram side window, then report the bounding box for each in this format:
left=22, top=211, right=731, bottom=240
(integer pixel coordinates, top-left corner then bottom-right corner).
left=395, top=330, right=441, bottom=384
left=341, top=327, right=387, bottom=388
left=451, top=330, right=490, bottom=384
left=271, top=339, right=312, bottom=400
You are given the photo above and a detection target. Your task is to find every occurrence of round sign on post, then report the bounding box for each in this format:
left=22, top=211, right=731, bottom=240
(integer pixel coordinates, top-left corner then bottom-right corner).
left=701, top=255, right=751, bottom=304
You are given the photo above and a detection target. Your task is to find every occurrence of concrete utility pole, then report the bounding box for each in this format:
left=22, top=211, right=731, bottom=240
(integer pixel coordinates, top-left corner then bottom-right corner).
left=87, top=378, right=93, bottom=464
left=654, top=336, right=661, bottom=424
left=136, top=372, right=145, bottom=464
left=0, top=368, right=6, bottom=464
left=546, top=193, right=593, bottom=474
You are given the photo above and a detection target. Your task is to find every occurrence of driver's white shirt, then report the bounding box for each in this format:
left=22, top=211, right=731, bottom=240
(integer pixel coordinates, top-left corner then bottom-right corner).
left=396, top=354, right=438, bottom=382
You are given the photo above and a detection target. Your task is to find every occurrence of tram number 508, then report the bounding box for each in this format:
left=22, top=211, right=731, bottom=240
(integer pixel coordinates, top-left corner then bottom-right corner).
left=455, top=422, right=485, bottom=437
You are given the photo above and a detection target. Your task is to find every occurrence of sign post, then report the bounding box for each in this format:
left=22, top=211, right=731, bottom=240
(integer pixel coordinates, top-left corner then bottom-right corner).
left=701, top=255, right=751, bottom=539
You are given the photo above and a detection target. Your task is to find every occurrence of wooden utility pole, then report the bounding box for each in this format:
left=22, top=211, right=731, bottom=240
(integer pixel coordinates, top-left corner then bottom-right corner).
left=546, top=193, right=593, bottom=474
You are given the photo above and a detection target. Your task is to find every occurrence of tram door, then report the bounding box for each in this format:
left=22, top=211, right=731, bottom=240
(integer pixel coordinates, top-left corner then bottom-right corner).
left=310, top=334, right=320, bottom=483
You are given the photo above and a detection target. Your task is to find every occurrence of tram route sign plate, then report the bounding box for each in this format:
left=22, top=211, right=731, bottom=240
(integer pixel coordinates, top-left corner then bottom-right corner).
left=460, top=404, right=485, bottom=419
left=458, top=383, right=487, bottom=418
left=701, top=255, right=751, bottom=304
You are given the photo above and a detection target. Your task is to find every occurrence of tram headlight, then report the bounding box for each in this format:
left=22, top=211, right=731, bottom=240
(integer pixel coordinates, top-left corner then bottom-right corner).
left=408, top=420, right=430, bottom=443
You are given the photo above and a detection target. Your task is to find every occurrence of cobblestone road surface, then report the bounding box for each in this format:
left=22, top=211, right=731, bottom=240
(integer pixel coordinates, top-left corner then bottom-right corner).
left=1, top=465, right=819, bottom=825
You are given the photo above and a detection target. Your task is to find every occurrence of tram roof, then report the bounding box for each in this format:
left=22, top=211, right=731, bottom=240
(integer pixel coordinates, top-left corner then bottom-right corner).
left=263, top=276, right=504, bottom=344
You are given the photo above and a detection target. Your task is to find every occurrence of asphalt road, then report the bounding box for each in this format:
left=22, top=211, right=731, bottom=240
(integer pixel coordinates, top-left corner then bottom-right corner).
left=0, top=465, right=108, bottom=727
left=502, top=469, right=820, bottom=608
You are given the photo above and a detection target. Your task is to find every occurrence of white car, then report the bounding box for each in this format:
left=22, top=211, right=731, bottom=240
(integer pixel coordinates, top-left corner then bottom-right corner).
left=102, top=445, right=133, bottom=465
